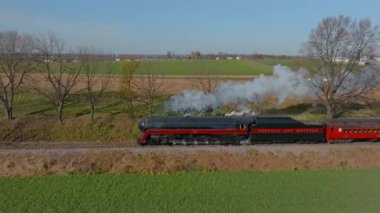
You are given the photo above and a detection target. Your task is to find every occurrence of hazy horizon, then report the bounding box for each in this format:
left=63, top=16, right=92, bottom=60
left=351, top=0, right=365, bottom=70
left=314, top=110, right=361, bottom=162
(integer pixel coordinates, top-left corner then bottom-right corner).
left=1, top=0, right=380, bottom=55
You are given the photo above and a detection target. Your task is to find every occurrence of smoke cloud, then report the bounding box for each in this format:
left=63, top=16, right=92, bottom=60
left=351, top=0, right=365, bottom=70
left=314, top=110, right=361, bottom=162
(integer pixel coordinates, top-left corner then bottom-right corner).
left=165, top=65, right=313, bottom=112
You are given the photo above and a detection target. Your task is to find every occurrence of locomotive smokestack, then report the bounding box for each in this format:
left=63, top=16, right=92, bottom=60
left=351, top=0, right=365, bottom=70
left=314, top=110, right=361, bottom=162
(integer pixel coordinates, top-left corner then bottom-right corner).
left=165, top=65, right=313, bottom=113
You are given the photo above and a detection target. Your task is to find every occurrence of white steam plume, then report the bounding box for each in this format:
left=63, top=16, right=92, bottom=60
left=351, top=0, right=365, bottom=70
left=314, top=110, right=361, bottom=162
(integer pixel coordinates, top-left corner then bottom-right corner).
left=165, top=65, right=313, bottom=112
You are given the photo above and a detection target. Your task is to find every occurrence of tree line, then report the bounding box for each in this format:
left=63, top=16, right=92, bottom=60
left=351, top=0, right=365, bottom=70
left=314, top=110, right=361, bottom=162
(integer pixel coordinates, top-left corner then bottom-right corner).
left=0, top=32, right=165, bottom=122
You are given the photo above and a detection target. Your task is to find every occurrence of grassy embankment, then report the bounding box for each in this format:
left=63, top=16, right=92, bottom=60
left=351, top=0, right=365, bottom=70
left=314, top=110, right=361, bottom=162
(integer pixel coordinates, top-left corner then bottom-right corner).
left=1, top=169, right=380, bottom=212
left=0, top=90, right=155, bottom=142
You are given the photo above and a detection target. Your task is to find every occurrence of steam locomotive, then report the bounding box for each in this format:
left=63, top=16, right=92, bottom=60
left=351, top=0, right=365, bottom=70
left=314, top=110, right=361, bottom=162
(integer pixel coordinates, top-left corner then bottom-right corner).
left=138, top=116, right=380, bottom=145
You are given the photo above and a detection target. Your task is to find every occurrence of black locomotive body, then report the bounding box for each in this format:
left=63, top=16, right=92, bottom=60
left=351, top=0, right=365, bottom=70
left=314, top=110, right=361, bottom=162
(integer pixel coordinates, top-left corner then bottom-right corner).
left=250, top=116, right=325, bottom=143
left=138, top=116, right=254, bottom=145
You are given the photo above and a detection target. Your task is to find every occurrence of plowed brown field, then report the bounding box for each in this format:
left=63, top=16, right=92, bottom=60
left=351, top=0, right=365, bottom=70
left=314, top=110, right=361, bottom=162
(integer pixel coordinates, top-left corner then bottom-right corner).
left=2, top=143, right=380, bottom=176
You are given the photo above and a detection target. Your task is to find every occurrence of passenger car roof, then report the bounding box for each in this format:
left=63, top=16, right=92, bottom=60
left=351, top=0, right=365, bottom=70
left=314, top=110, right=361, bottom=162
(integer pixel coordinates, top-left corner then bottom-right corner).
left=326, top=118, right=380, bottom=127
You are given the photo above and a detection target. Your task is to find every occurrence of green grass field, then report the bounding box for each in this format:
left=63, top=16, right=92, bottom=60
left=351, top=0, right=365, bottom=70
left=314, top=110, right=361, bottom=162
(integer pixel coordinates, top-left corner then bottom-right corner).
left=1, top=169, right=380, bottom=212
left=45, top=58, right=309, bottom=75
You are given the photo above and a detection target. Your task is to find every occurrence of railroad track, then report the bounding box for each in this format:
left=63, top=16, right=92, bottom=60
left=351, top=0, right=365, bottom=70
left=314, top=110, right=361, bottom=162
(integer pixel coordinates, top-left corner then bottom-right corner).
left=1, top=141, right=380, bottom=151
left=0, top=142, right=139, bottom=150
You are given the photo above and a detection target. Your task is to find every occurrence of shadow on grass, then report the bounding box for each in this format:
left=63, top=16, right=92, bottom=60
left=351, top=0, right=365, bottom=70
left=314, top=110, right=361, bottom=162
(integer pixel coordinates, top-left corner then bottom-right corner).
left=267, top=103, right=318, bottom=115
left=27, top=107, right=55, bottom=115
left=75, top=101, right=126, bottom=117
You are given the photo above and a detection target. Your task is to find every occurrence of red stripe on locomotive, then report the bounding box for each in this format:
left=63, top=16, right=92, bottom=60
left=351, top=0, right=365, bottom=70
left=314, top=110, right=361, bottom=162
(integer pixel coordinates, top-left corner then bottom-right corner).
left=251, top=128, right=325, bottom=134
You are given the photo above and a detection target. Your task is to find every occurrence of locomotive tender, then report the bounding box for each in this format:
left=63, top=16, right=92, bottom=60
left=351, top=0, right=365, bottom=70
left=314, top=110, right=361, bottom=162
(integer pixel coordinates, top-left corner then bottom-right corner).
left=138, top=116, right=380, bottom=145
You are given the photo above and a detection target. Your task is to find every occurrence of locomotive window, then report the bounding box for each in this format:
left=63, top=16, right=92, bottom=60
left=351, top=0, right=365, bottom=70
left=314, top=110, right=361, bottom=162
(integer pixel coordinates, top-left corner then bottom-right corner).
left=354, top=130, right=358, bottom=133
left=363, top=130, right=368, bottom=133
left=369, top=129, right=372, bottom=133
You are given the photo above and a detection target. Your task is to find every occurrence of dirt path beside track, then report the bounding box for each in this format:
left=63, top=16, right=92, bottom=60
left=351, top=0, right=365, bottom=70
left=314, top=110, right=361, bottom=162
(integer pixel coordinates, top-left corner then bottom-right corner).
left=1, top=142, right=380, bottom=176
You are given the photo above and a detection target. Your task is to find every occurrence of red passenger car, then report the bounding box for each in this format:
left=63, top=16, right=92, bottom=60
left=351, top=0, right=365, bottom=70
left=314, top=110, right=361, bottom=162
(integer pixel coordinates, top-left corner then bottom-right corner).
left=325, top=119, right=380, bottom=143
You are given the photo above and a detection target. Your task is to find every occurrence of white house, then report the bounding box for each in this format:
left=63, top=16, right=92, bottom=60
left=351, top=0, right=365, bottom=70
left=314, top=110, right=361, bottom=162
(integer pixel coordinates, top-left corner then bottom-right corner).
left=333, top=57, right=349, bottom=63
left=332, top=56, right=368, bottom=65
left=358, top=56, right=367, bottom=66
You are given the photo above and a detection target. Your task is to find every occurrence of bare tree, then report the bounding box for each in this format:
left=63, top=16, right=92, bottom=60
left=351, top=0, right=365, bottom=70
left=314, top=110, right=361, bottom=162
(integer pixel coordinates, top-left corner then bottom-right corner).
left=119, top=61, right=140, bottom=117
left=0, top=31, right=34, bottom=120
left=166, top=50, right=175, bottom=59
left=303, top=15, right=380, bottom=118
left=33, top=33, right=82, bottom=122
left=191, top=51, right=202, bottom=60
left=79, top=47, right=113, bottom=122
left=250, top=94, right=264, bottom=115
left=189, top=69, right=219, bottom=94
left=132, top=66, right=165, bottom=115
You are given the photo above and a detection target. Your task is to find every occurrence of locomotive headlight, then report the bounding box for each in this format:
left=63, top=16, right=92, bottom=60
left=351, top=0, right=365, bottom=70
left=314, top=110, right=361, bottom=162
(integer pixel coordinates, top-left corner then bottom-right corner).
left=138, top=120, right=146, bottom=131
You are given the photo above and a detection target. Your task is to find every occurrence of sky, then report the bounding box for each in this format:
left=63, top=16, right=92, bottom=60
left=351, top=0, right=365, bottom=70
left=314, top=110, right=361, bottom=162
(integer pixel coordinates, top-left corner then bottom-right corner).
left=1, top=0, right=380, bottom=55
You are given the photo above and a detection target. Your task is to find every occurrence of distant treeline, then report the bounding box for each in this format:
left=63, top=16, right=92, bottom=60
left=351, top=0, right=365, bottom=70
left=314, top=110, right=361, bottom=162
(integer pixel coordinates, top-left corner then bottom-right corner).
left=115, top=53, right=301, bottom=61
